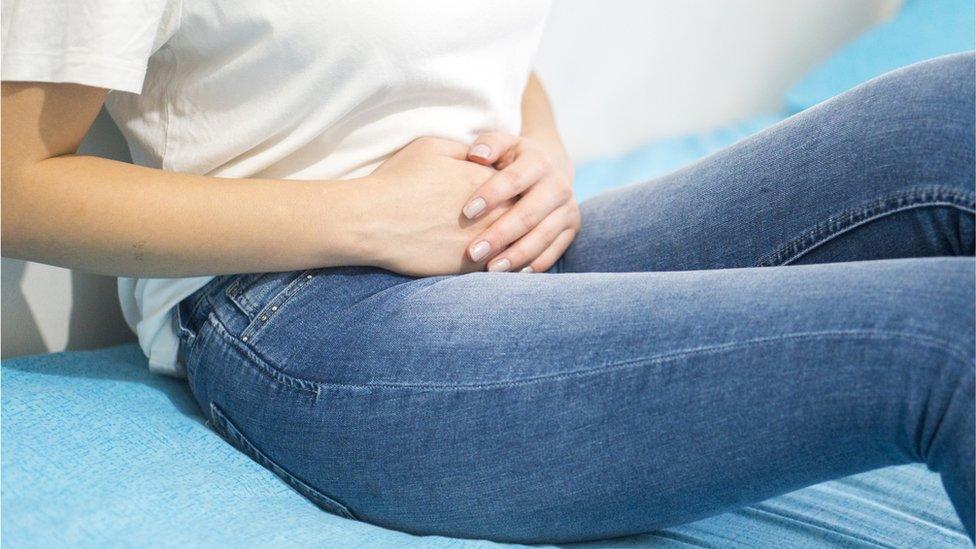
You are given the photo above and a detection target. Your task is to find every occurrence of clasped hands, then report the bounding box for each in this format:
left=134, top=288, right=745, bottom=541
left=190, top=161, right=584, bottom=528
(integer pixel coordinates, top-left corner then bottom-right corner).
left=366, top=133, right=580, bottom=277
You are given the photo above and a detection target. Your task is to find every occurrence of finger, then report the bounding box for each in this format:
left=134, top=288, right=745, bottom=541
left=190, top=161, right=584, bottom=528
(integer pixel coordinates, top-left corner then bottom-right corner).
left=462, top=150, right=551, bottom=220
left=484, top=207, right=570, bottom=272
left=467, top=132, right=519, bottom=166
left=522, top=228, right=577, bottom=273
left=410, top=136, right=469, bottom=159
left=467, top=177, right=569, bottom=262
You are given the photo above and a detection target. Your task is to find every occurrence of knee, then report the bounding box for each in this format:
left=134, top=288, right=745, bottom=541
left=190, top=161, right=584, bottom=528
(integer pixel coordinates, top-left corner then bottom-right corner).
left=844, top=53, right=975, bottom=194
left=886, top=53, right=972, bottom=144
left=871, top=52, right=973, bottom=120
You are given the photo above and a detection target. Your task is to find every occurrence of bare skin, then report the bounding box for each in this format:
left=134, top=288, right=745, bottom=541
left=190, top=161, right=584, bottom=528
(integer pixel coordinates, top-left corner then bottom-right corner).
left=463, top=73, right=580, bottom=273
left=1, top=73, right=576, bottom=277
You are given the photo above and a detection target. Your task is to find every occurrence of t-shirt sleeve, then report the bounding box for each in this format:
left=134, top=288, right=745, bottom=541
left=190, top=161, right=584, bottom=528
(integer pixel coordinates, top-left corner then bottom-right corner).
left=1, top=0, right=181, bottom=94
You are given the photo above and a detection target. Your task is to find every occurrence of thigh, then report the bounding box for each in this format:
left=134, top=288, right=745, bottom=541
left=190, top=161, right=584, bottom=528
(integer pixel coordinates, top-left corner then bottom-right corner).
left=559, top=53, right=975, bottom=274
left=184, top=257, right=974, bottom=543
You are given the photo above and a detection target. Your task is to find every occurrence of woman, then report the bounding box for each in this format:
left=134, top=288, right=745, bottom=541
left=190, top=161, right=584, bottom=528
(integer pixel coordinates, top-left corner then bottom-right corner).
left=2, top=1, right=973, bottom=544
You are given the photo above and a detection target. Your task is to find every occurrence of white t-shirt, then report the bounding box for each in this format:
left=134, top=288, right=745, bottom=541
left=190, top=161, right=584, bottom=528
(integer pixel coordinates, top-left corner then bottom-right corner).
left=2, top=0, right=551, bottom=376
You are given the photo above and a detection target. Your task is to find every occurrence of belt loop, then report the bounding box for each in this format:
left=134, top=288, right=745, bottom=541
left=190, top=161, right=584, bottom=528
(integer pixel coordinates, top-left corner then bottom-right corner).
left=174, top=299, right=197, bottom=349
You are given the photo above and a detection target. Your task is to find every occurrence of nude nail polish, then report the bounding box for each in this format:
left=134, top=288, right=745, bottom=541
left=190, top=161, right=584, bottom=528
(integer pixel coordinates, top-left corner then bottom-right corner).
left=463, top=197, right=486, bottom=219
left=470, top=241, right=491, bottom=262
left=489, top=258, right=511, bottom=272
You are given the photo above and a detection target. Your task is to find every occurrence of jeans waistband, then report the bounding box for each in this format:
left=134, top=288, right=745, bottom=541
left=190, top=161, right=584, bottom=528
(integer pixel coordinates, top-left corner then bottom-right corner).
left=176, top=275, right=235, bottom=355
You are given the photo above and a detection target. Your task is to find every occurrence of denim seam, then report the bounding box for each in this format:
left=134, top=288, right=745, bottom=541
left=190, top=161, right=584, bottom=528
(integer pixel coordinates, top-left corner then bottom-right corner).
left=207, top=323, right=972, bottom=393
left=225, top=274, right=263, bottom=319
left=183, top=275, right=229, bottom=332
left=239, top=269, right=317, bottom=342
left=207, top=402, right=357, bottom=520
left=182, top=314, right=208, bottom=383
left=187, top=283, right=215, bottom=327
left=349, top=331, right=973, bottom=391
left=832, top=487, right=965, bottom=540
left=745, top=506, right=888, bottom=548
left=640, top=531, right=708, bottom=547
left=757, top=186, right=976, bottom=267
left=206, top=312, right=321, bottom=396
left=173, top=299, right=195, bottom=347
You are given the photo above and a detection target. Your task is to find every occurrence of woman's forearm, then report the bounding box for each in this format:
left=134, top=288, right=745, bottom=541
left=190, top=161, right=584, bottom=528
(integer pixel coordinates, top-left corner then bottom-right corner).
left=2, top=154, right=372, bottom=278
left=2, top=82, right=382, bottom=278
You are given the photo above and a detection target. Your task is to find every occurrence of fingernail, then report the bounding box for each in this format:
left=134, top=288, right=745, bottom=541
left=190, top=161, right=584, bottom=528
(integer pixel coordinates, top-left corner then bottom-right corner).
left=470, top=240, right=491, bottom=262
left=462, top=197, right=486, bottom=219
left=488, top=258, right=511, bottom=272
left=470, top=143, right=491, bottom=159
left=521, top=266, right=534, bottom=273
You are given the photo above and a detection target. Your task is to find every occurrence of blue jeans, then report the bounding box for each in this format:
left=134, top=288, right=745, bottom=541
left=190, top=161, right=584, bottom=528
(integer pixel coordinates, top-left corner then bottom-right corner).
left=177, top=53, right=976, bottom=545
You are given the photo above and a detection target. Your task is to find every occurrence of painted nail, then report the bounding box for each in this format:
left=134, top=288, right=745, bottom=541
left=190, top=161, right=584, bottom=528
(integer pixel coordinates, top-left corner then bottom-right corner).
left=462, top=197, right=486, bottom=219
left=488, top=258, right=511, bottom=272
left=521, top=266, right=534, bottom=273
left=470, top=240, right=491, bottom=262
left=470, top=143, right=491, bottom=159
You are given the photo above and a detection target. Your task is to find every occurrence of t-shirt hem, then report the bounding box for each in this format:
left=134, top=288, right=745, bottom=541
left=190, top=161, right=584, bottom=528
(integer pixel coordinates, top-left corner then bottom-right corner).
left=1, top=50, right=147, bottom=93
left=146, top=329, right=187, bottom=378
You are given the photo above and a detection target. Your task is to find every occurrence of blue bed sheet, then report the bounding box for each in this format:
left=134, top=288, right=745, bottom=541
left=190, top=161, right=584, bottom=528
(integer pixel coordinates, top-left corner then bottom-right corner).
left=573, top=115, right=785, bottom=201
left=2, top=113, right=967, bottom=548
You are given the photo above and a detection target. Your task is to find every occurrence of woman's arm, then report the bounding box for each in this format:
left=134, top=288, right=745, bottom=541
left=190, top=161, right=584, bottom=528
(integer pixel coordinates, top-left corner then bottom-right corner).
left=2, top=82, right=503, bottom=278
left=2, top=82, right=371, bottom=277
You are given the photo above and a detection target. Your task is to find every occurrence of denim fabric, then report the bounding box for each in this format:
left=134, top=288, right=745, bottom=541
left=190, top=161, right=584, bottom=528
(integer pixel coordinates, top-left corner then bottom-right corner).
left=177, top=53, right=976, bottom=544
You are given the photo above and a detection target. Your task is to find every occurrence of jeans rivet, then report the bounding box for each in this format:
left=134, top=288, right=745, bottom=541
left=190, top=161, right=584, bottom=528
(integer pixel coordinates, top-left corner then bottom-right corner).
left=271, top=306, right=278, bottom=311
left=306, top=274, right=313, bottom=280
left=241, top=336, right=248, bottom=342
left=260, top=315, right=268, bottom=321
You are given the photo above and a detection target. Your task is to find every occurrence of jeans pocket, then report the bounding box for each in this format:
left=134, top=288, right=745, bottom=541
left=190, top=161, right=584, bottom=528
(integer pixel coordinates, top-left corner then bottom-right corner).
left=224, top=269, right=318, bottom=342
left=207, top=402, right=357, bottom=521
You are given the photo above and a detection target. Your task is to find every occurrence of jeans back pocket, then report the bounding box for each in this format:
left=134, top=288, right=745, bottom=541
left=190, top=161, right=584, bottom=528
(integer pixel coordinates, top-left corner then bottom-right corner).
left=208, top=402, right=357, bottom=520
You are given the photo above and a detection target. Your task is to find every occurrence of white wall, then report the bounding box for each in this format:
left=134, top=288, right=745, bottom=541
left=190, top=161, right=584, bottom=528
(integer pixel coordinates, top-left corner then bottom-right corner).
left=535, top=0, right=899, bottom=162
left=1, top=1, right=899, bottom=359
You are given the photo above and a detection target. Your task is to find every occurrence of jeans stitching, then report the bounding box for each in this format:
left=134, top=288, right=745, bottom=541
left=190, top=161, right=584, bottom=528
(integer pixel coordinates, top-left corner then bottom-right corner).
left=240, top=269, right=317, bottom=342
left=757, top=186, right=976, bottom=267
left=173, top=300, right=196, bottom=346
left=225, top=274, right=263, bottom=319
left=207, top=402, right=357, bottom=520
left=180, top=274, right=231, bottom=333
left=829, top=485, right=966, bottom=540
left=206, top=323, right=972, bottom=393
left=352, top=331, right=973, bottom=391
left=207, top=313, right=320, bottom=396
left=639, top=530, right=708, bottom=547
left=743, top=506, right=889, bottom=548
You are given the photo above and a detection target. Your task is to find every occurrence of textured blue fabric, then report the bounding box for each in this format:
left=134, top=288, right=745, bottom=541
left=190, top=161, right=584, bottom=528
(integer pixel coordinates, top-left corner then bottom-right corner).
left=785, top=0, right=975, bottom=113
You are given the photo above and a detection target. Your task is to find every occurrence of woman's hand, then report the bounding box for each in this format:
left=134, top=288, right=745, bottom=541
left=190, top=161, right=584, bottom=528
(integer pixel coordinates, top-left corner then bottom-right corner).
left=362, top=137, right=516, bottom=277
left=460, top=132, right=579, bottom=273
